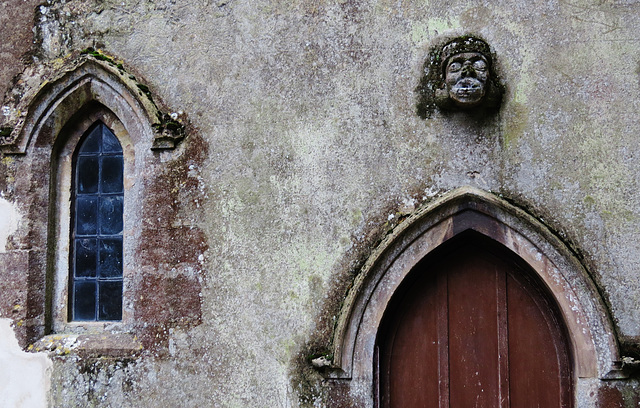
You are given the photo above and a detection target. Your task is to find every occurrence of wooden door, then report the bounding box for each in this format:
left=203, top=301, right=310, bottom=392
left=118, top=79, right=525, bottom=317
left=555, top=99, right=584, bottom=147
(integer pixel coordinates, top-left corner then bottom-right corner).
left=376, top=237, right=573, bottom=407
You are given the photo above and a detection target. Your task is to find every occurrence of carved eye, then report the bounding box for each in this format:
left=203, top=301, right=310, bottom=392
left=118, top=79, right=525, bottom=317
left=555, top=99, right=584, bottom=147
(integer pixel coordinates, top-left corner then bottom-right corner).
left=448, top=62, right=462, bottom=72
left=473, top=59, right=487, bottom=71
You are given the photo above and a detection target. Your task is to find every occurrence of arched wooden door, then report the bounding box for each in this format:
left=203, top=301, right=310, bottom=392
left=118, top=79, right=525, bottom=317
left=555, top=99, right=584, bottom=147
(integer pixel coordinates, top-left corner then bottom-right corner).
left=376, top=235, right=573, bottom=407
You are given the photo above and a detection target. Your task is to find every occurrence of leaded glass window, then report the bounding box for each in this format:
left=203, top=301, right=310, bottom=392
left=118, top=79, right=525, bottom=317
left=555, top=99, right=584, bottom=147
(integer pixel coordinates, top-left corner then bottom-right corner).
left=71, top=122, right=123, bottom=321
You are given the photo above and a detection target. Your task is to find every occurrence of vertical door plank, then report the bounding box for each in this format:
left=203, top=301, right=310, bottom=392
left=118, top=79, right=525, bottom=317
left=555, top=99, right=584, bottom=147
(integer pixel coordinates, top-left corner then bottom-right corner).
left=382, top=269, right=440, bottom=408
left=496, top=265, right=510, bottom=408
left=437, top=269, right=449, bottom=408
left=447, top=248, right=500, bottom=407
left=507, top=272, right=571, bottom=408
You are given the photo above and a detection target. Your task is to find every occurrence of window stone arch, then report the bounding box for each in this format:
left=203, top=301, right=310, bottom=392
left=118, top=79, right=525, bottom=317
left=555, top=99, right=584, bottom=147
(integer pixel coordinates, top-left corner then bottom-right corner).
left=2, top=56, right=183, bottom=155
left=328, top=186, right=624, bottom=404
left=4, top=55, right=193, bottom=352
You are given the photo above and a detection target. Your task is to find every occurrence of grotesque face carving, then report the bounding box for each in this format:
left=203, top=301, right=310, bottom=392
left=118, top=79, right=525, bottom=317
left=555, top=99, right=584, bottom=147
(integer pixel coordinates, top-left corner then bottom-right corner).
left=445, top=52, right=489, bottom=108
left=416, top=36, right=503, bottom=117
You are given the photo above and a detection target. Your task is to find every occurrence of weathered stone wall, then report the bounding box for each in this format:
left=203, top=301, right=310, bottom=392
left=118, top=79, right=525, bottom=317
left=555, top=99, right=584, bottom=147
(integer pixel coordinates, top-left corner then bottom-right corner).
left=1, top=0, right=640, bottom=406
left=0, top=0, right=40, bottom=102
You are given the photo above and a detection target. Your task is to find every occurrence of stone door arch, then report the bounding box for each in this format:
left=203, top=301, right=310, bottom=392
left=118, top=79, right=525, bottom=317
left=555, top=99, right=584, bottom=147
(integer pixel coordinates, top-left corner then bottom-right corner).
left=328, top=187, right=624, bottom=406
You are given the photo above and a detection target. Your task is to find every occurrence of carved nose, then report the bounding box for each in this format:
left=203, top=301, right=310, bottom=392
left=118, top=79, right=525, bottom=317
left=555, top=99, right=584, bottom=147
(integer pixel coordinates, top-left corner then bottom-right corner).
left=461, top=64, right=475, bottom=77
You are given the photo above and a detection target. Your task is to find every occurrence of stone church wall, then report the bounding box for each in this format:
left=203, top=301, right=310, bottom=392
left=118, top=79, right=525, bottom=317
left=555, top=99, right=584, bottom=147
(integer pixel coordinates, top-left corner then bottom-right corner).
left=1, top=0, right=640, bottom=406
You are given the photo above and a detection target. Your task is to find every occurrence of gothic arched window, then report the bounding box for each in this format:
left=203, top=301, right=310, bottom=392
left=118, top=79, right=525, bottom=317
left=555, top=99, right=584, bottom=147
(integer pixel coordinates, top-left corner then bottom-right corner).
left=71, top=122, right=123, bottom=321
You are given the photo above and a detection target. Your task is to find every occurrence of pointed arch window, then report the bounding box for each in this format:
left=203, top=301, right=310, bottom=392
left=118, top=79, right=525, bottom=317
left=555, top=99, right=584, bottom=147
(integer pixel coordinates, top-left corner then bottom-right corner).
left=71, top=122, right=123, bottom=321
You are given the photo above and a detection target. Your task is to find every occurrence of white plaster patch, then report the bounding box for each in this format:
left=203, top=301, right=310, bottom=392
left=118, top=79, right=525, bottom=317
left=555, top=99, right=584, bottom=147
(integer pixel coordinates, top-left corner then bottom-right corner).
left=0, top=319, right=51, bottom=408
left=0, top=197, right=21, bottom=253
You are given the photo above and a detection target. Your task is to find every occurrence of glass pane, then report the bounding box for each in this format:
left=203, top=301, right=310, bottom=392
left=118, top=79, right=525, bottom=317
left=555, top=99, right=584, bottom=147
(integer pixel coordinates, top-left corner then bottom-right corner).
left=101, top=156, right=123, bottom=193
left=73, top=281, right=97, bottom=320
left=76, top=196, right=98, bottom=235
left=78, top=126, right=101, bottom=153
left=102, top=127, right=122, bottom=153
left=98, top=281, right=123, bottom=320
left=72, top=122, right=126, bottom=322
left=99, top=238, right=122, bottom=278
left=99, top=196, right=123, bottom=234
left=77, top=157, right=99, bottom=193
left=75, top=238, right=97, bottom=277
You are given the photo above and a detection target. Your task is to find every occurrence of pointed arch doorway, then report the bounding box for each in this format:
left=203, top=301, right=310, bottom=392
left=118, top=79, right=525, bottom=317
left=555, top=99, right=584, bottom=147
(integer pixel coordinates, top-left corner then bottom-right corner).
left=328, top=187, right=625, bottom=407
left=376, top=232, right=573, bottom=407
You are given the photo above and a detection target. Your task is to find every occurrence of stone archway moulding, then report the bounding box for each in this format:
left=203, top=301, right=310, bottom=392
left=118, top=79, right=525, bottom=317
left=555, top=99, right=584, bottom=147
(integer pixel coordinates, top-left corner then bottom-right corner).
left=329, top=186, right=624, bottom=387
left=6, top=55, right=183, bottom=343
left=1, top=56, right=183, bottom=155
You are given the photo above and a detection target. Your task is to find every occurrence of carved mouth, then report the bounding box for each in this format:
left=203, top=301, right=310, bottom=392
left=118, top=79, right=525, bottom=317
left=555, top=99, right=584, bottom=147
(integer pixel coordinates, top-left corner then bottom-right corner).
left=451, top=78, right=484, bottom=99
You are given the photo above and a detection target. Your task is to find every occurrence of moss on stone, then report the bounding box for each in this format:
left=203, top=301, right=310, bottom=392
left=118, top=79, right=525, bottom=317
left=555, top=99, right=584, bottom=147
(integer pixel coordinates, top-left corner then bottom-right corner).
left=81, top=47, right=122, bottom=68
left=0, top=127, right=12, bottom=138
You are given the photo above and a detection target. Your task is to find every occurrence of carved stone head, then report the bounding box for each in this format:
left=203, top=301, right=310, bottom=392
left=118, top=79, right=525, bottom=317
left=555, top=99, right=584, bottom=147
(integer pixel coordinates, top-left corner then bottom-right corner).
left=444, top=52, right=489, bottom=107
left=416, top=36, right=503, bottom=117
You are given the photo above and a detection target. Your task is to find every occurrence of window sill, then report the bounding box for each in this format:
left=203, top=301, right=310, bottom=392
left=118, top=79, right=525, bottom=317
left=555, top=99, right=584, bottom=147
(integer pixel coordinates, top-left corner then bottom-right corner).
left=30, top=332, right=142, bottom=358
